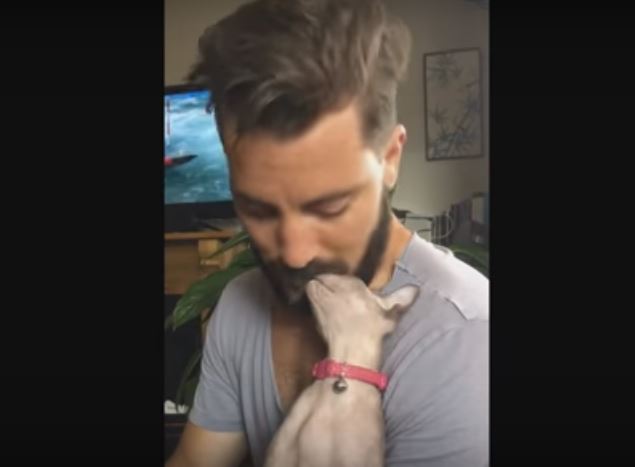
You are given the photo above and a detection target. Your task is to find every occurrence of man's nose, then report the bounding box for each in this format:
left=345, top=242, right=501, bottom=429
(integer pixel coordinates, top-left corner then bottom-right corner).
left=277, top=215, right=317, bottom=269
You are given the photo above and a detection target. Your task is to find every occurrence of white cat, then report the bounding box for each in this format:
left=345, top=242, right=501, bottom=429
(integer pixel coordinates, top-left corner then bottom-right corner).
left=264, top=273, right=419, bottom=467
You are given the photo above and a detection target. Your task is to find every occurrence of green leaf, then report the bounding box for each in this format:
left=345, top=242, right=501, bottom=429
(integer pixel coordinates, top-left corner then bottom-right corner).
left=175, top=349, right=202, bottom=411
left=200, top=230, right=251, bottom=261
left=170, top=253, right=258, bottom=330
left=167, top=233, right=256, bottom=331
left=181, top=374, right=199, bottom=411
left=456, top=250, right=488, bottom=269
left=227, top=247, right=257, bottom=269
left=448, top=244, right=489, bottom=277
left=170, top=263, right=254, bottom=330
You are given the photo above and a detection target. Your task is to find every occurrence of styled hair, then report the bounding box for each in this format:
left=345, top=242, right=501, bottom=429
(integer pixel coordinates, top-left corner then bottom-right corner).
left=188, top=0, right=411, bottom=151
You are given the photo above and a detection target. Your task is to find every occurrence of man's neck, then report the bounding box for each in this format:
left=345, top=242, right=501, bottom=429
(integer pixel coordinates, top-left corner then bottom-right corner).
left=367, top=216, right=412, bottom=292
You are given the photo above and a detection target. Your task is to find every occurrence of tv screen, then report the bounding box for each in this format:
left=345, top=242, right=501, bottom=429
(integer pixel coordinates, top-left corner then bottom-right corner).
left=164, top=87, right=231, bottom=205
left=164, top=85, right=236, bottom=231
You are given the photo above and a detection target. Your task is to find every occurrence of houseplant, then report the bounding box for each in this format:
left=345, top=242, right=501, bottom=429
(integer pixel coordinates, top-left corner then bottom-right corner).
left=447, top=243, right=489, bottom=278
left=165, top=229, right=257, bottom=410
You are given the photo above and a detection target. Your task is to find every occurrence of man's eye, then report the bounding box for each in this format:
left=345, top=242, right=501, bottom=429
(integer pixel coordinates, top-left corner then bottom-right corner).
left=314, top=202, right=349, bottom=218
left=246, top=211, right=275, bottom=220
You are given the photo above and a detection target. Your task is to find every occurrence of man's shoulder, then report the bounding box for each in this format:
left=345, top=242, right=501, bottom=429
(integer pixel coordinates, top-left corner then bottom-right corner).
left=212, top=267, right=270, bottom=325
left=379, top=236, right=489, bottom=465
left=396, top=234, right=488, bottom=323
left=223, top=267, right=267, bottom=296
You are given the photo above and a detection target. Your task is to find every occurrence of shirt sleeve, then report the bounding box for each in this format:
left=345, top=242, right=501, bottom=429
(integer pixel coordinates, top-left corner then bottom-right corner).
left=188, top=285, right=244, bottom=432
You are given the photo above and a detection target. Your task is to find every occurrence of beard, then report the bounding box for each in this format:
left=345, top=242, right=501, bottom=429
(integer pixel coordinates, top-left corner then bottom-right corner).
left=251, top=188, right=392, bottom=314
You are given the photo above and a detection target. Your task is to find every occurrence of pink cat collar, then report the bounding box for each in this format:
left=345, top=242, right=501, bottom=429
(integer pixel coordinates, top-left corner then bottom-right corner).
left=312, top=358, right=388, bottom=392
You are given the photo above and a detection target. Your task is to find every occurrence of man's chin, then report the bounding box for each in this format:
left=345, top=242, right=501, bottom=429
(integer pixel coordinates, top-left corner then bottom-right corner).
left=279, top=289, right=312, bottom=314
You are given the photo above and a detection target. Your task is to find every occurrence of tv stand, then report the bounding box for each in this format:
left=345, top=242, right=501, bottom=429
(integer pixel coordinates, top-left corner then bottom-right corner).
left=196, top=217, right=242, bottom=231
left=164, top=228, right=243, bottom=295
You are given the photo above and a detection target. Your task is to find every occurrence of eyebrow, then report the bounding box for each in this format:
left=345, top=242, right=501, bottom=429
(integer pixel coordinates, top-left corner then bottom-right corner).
left=233, top=185, right=363, bottom=212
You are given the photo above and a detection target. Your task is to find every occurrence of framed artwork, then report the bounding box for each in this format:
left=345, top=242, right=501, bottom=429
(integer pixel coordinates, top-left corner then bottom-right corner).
left=423, top=48, right=484, bottom=161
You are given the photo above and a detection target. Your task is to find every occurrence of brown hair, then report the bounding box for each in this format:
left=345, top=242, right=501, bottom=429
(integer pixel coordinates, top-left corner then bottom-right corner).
left=188, top=0, right=411, bottom=151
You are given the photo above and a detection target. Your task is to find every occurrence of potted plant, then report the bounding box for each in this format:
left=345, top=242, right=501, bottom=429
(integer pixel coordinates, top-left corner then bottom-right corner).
left=165, top=230, right=257, bottom=410
left=447, top=243, right=489, bottom=278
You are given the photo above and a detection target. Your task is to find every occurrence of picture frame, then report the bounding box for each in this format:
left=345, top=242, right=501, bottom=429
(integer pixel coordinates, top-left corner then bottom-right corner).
left=423, top=48, right=484, bottom=161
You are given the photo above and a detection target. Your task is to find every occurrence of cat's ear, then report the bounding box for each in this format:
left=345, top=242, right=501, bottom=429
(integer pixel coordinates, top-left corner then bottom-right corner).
left=377, top=284, right=420, bottom=318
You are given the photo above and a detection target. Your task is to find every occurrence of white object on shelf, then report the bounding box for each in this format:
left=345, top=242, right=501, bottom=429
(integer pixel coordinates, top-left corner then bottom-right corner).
left=165, top=399, right=189, bottom=414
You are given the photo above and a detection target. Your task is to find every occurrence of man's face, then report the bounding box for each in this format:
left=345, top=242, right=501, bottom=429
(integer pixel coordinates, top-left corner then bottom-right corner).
left=227, top=103, right=400, bottom=309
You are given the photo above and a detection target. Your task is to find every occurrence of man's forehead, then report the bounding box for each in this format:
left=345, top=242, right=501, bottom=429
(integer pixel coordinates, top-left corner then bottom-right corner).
left=230, top=146, right=380, bottom=202
left=233, top=182, right=366, bottom=208
left=226, top=102, right=367, bottom=160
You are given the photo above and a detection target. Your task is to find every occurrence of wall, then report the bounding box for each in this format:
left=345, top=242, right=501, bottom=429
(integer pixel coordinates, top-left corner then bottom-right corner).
left=386, top=0, right=489, bottom=219
left=165, top=0, right=489, bottom=218
left=165, top=0, right=250, bottom=86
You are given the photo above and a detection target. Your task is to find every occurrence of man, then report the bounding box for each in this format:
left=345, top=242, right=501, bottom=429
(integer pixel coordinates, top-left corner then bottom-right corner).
left=167, top=0, right=488, bottom=466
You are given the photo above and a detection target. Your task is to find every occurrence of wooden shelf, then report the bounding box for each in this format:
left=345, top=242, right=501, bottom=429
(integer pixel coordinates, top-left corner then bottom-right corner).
left=165, top=229, right=238, bottom=241
left=164, top=229, right=245, bottom=295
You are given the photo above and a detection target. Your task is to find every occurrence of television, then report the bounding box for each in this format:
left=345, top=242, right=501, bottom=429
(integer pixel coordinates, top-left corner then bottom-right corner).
left=164, top=84, right=236, bottom=232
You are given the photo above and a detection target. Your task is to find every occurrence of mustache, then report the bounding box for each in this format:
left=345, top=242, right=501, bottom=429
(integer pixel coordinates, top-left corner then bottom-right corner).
left=257, top=254, right=349, bottom=306
left=265, top=259, right=348, bottom=293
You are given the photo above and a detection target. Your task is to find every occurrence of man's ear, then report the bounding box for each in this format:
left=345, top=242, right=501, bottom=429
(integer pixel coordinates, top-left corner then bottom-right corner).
left=378, top=284, right=420, bottom=317
left=382, top=124, right=407, bottom=191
